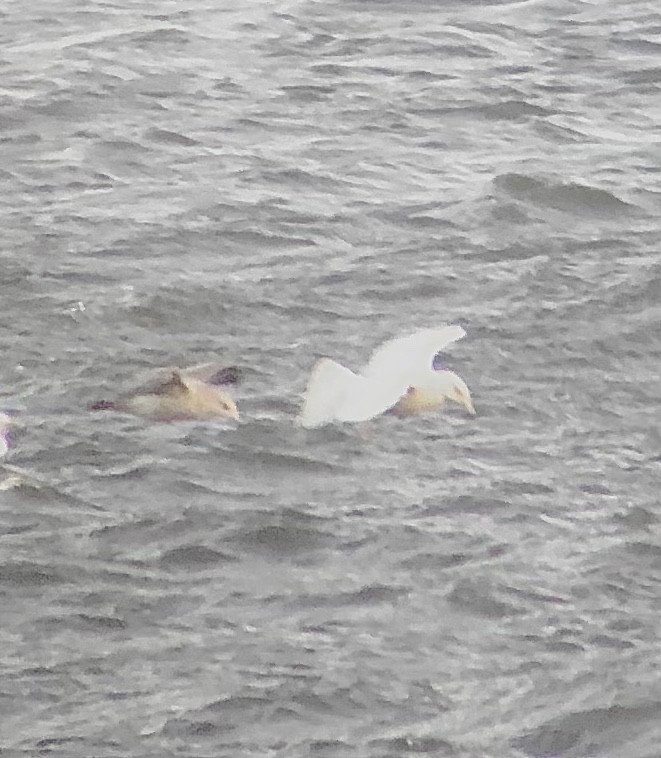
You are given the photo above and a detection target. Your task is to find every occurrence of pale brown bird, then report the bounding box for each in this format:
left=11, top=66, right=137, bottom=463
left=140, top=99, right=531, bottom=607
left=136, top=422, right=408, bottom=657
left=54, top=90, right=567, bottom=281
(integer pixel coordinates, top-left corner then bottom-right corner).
left=90, top=364, right=241, bottom=422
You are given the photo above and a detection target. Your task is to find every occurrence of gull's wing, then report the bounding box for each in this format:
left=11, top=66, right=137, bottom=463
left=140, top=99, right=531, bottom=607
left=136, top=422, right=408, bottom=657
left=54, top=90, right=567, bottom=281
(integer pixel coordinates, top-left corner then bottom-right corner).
left=182, top=363, right=241, bottom=386
left=128, top=369, right=189, bottom=398
left=299, top=359, right=361, bottom=428
left=129, top=364, right=240, bottom=398
left=362, top=325, right=466, bottom=385
left=298, top=358, right=410, bottom=428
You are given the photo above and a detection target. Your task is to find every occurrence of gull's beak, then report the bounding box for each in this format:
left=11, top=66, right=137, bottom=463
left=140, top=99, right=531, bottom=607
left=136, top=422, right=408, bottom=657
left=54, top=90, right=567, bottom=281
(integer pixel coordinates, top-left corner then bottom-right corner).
left=448, top=374, right=475, bottom=416
left=459, top=390, right=476, bottom=416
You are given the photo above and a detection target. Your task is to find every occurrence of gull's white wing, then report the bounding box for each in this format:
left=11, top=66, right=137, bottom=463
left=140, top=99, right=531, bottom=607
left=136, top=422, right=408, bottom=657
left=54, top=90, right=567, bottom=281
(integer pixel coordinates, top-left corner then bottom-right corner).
left=299, top=359, right=359, bottom=428
left=298, top=358, right=408, bottom=428
left=362, top=325, right=466, bottom=386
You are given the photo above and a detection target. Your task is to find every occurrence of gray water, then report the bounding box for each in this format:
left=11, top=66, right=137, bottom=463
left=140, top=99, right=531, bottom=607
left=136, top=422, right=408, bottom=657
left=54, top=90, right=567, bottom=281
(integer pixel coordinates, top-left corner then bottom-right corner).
left=1, top=0, right=660, bottom=756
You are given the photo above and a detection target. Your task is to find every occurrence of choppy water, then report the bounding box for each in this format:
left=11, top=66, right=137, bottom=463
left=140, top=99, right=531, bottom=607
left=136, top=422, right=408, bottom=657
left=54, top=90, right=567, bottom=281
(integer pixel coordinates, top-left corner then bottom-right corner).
left=1, top=0, right=660, bottom=755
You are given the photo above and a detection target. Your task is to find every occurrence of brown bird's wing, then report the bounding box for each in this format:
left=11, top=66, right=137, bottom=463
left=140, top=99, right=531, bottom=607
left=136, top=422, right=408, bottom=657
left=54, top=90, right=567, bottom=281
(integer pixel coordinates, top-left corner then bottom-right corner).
left=131, top=369, right=190, bottom=397
left=182, top=363, right=241, bottom=386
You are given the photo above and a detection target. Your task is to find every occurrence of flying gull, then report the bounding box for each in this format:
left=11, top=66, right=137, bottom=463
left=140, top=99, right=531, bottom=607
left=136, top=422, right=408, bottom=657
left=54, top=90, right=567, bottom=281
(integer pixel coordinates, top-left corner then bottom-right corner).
left=89, top=363, right=241, bottom=422
left=298, top=325, right=474, bottom=429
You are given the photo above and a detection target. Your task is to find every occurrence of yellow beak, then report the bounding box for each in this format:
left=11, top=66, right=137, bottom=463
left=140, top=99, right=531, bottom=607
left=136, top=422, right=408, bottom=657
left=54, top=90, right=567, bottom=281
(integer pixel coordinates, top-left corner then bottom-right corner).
left=452, top=385, right=475, bottom=416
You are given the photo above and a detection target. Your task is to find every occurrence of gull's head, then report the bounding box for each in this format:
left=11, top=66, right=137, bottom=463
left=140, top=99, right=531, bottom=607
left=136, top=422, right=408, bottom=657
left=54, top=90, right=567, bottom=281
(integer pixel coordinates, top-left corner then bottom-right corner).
left=431, top=370, right=475, bottom=416
left=185, top=380, right=240, bottom=423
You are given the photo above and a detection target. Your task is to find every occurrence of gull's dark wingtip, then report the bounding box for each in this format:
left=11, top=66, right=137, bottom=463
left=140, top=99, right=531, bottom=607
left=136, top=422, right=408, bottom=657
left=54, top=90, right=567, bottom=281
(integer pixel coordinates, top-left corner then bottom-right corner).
left=207, top=366, right=242, bottom=386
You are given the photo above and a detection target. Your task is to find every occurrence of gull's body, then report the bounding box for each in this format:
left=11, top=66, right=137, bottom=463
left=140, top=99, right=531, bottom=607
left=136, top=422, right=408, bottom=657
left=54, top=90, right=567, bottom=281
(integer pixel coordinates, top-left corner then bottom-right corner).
left=90, top=364, right=241, bottom=422
left=298, top=326, right=474, bottom=429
